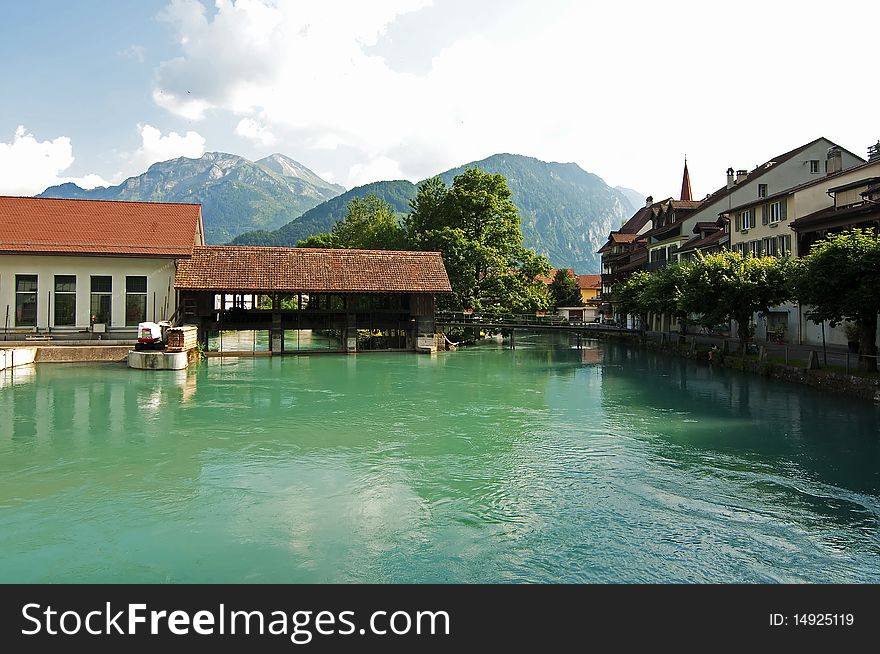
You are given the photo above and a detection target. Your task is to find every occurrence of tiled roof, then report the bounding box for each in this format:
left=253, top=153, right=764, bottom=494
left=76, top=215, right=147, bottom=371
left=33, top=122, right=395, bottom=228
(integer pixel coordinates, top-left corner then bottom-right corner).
left=175, top=246, right=453, bottom=293
left=597, top=199, right=670, bottom=255
left=537, top=268, right=576, bottom=284
left=677, top=229, right=727, bottom=254
left=723, top=163, right=880, bottom=215
left=619, top=205, right=656, bottom=234
left=669, top=200, right=703, bottom=210
left=577, top=274, right=601, bottom=290
left=700, top=137, right=863, bottom=214
left=0, top=196, right=202, bottom=257
left=790, top=202, right=880, bottom=231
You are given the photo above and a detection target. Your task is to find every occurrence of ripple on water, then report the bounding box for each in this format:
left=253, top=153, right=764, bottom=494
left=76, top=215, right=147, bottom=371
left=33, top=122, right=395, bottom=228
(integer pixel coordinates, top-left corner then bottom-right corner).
left=1, top=345, right=880, bottom=582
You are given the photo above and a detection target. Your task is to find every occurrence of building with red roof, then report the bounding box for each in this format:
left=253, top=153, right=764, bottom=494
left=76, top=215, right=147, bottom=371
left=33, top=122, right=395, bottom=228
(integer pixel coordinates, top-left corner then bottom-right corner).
left=0, top=196, right=204, bottom=339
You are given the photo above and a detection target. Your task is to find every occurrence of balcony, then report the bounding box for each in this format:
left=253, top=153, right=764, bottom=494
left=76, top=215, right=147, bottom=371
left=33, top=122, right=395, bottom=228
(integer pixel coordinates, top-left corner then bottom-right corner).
left=644, top=259, right=668, bottom=272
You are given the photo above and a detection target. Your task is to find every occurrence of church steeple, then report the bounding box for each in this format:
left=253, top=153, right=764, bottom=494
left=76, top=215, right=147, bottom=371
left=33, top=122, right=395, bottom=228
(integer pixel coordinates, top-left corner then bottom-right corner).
left=680, top=157, right=692, bottom=201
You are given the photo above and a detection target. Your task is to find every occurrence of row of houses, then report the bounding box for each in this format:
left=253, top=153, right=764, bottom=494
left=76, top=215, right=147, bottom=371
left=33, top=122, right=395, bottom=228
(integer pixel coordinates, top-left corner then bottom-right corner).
left=598, top=137, right=880, bottom=347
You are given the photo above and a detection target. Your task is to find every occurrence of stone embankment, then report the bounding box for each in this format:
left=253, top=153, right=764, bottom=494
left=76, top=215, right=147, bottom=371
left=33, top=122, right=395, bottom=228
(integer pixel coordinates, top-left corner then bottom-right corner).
left=606, top=332, right=880, bottom=403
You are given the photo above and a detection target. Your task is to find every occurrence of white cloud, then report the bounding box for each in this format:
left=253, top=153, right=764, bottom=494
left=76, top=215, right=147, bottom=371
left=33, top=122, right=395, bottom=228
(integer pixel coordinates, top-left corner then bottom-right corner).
left=152, top=0, right=432, bottom=185
left=348, top=156, right=406, bottom=187
left=0, top=126, right=111, bottom=195
left=235, top=117, right=277, bottom=146
left=150, top=0, right=878, bottom=194
left=127, top=123, right=206, bottom=173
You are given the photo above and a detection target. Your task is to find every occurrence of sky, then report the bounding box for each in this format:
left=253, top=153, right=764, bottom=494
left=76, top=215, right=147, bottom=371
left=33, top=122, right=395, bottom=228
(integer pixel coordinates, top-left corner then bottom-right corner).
left=0, top=0, right=877, bottom=201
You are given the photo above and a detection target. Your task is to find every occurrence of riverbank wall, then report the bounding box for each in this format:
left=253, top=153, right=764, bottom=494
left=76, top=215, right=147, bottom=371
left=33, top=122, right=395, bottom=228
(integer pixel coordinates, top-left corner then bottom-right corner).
left=1, top=344, right=132, bottom=364
left=603, top=332, right=880, bottom=404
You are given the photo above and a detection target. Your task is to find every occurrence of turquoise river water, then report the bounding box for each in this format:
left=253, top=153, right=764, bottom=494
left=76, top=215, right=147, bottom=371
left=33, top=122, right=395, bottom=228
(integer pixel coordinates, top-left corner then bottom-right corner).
left=1, top=334, right=879, bottom=583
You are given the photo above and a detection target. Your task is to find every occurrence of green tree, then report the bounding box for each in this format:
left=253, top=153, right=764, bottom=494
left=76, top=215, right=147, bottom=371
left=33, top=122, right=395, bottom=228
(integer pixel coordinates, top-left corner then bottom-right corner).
left=686, top=251, right=791, bottom=351
left=548, top=269, right=582, bottom=309
left=297, top=232, right=340, bottom=248
left=650, top=262, right=696, bottom=335
left=792, top=228, right=880, bottom=371
left=615, top=270, right=652, bottom=330
left=332, top=194, right=406, bottom=250
left=615, top=264, right=693, bottom=333
left=406, top=168, right=550, bottom=312
left=296, top=194, right=405, bottom=250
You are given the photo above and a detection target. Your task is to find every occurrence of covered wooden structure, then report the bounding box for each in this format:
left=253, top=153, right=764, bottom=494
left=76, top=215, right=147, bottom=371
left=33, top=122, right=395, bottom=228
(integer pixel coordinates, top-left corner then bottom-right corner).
left=174, top=246, right=452, bottom=353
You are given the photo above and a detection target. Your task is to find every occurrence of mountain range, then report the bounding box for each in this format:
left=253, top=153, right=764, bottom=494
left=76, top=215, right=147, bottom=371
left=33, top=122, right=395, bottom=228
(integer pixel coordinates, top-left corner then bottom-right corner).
left=38, top=152, right=640, bottom=273
left=230, top=153, right=639, bottom=272
left=39, top=152, right=344, bottom=244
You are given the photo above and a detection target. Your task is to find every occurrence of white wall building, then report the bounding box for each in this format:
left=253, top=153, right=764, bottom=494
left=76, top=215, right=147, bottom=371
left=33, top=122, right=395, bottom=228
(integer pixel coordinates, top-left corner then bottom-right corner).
left=0, top=197, right=204, bottom=340
left=675, top=137, right=864, bottom=261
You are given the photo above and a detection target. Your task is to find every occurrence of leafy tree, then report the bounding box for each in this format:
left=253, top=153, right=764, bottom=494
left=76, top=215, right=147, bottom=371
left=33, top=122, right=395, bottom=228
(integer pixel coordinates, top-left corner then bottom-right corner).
left=650, top=263, right=696, bottom=335
left=296, top=194, right=405, bottom=250
left=406, top=168, right=550, bottom=312
left=297, top=232, right=340, bottom=248
left=686, top=251, right=791, bottom=351
left=332, top=194, right=406, bottom=250
left=792, top=228, right=880, bottom=371
left=548, top=269, right=582, bottom=309
left=615, top=270, right=652, bottom=330
left=615, top=264, right=693, bottom=333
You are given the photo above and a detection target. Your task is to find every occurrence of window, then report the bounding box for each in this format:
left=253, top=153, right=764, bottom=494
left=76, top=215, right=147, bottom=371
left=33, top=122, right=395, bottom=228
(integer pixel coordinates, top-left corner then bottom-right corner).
left=54, top=275, right=77, bottom=326
left=15, top=275, right=38, bottom=327
left=779, top=234, right=792, bottom=257
left=758, top=184, right=768, bottom=198
left=737, top=209, right=753, bottom=231
left=764, top=238, right=778, bottom=257
left=767, top=200, right=784, bottom=223
left=90, top=276, right=112, bottom=326
left=810, top=160, right=820, bottom=174
left=749, top=240, right=762, bottom=257
left=125, top=276, right=147, bottom=326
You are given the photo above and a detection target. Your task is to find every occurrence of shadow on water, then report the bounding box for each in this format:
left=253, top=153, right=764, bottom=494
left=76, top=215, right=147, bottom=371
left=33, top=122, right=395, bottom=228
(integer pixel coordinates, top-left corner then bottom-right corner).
left=599, top=343, right=880, bottom=493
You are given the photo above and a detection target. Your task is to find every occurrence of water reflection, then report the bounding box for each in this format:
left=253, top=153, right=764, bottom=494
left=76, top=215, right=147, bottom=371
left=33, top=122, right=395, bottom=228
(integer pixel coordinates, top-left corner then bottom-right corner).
left=599, top=344, right=880, bottom=495
left=0, top=341, right=878, bottom=583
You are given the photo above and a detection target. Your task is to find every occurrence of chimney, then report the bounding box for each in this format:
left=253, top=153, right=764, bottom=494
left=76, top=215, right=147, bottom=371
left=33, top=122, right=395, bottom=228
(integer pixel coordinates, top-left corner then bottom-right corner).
left=645, top=195, right=653, bottom=207
left=736, top=169, right=748, bottom=184
left=726, top=167, right=735, bottom=189
left=868, top=141, right=880, bottom=162
left=826, top=147, right=842, bottom=174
